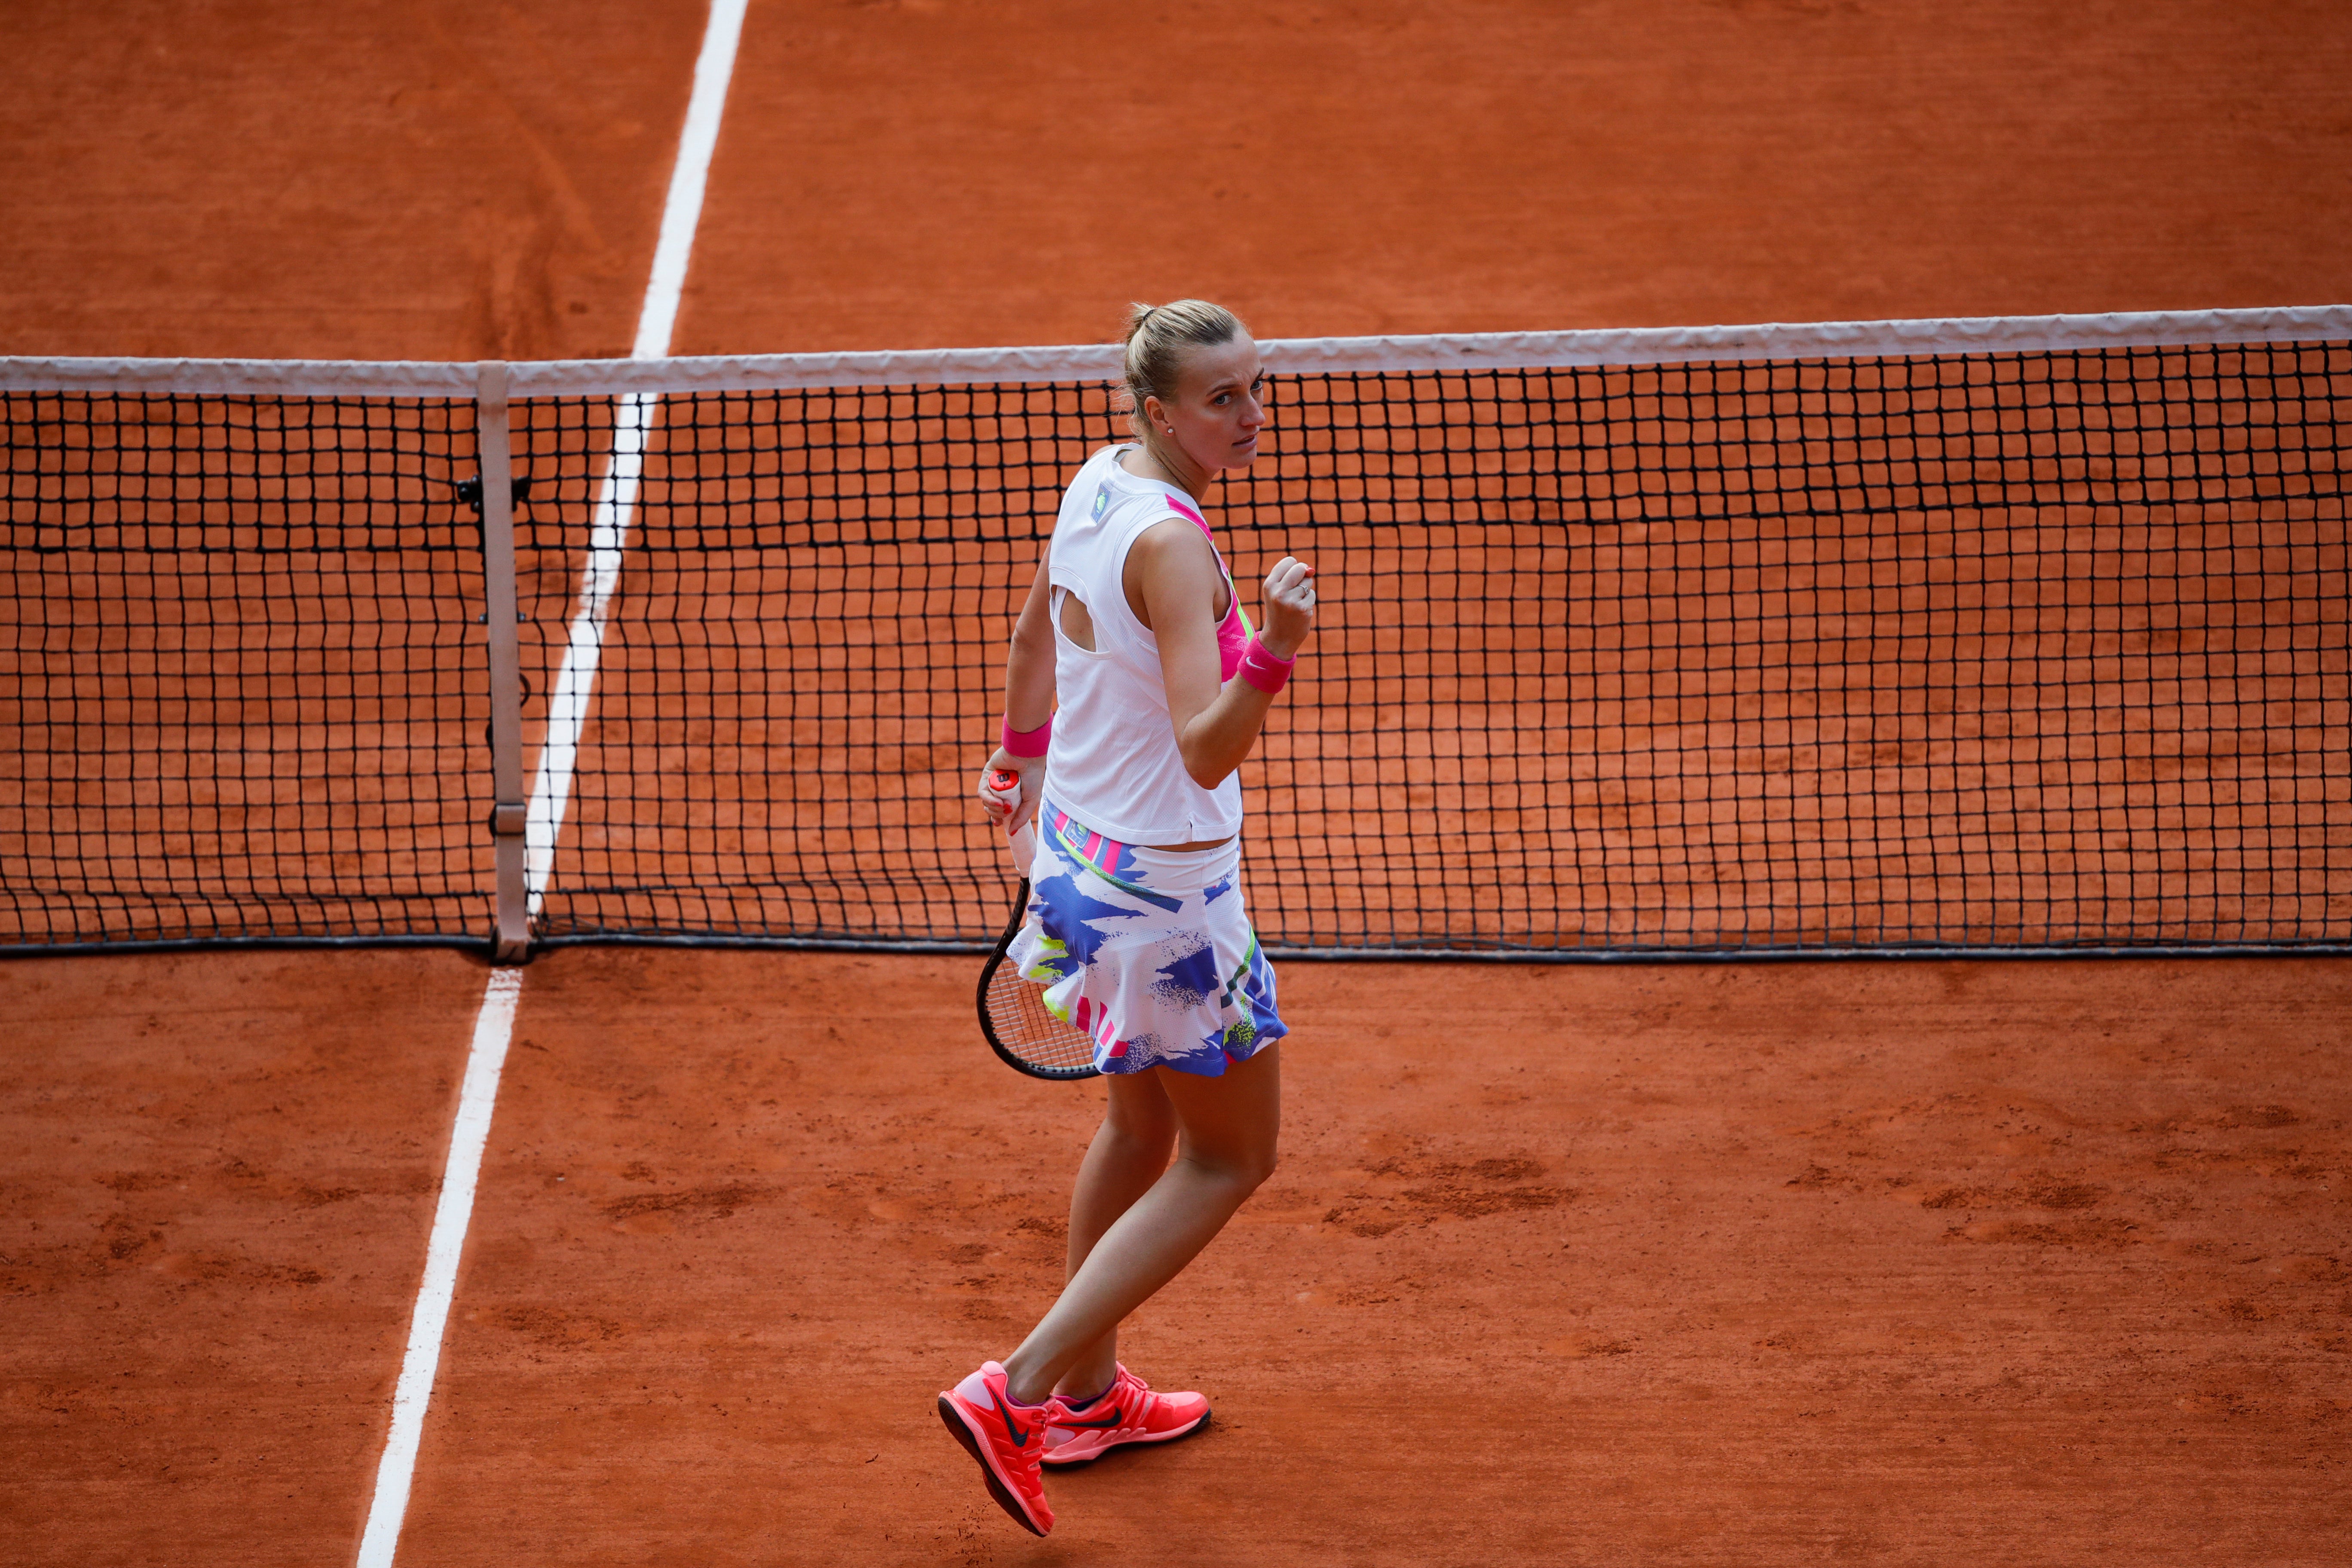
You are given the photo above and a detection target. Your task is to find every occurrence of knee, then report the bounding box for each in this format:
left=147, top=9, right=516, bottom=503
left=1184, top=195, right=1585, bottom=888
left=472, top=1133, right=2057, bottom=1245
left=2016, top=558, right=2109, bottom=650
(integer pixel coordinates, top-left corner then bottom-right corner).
left=1191, top=1139, right=1278, bottom=1194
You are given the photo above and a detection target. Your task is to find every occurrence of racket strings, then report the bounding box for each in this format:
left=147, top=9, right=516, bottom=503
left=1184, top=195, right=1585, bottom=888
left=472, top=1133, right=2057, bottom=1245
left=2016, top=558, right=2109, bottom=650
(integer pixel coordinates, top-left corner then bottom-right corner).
left=983, top=960, right=1098, bottom=1076
left=977, top=876, right=1101, bottom=1079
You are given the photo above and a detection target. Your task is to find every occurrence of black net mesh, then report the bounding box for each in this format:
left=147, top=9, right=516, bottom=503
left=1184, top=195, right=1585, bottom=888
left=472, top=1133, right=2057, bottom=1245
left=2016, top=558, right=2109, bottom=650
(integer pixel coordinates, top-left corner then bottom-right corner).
left=1233, top=346, right=2351, bottom=951
left=1, top=392, right=490, bottom=944
left=5, top=338, right=2348, bottom=955
left=509, top=384, right=1081, bottom=946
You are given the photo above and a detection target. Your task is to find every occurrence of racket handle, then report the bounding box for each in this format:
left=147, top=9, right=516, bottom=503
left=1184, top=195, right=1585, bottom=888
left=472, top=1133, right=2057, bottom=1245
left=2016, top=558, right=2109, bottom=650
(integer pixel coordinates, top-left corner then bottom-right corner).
left=984, top=768, right=1033, bottom=874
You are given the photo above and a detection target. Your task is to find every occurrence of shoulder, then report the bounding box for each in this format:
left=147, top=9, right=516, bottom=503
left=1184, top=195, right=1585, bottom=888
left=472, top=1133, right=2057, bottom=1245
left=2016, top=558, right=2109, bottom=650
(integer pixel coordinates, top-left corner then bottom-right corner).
left=1126, top=511, right=1220, bottom=582
left=1054, top=447, right=1123, bottom=547
left=1064, top=444, right=1121, bottom=499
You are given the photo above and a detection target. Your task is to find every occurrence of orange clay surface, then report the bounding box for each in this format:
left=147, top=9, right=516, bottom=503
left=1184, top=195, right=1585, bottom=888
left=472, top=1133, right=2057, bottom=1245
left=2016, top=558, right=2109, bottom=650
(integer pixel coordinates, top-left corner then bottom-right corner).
left=6, top=2, right=2352, bottom=361
left=6, top=0, right=2352, bottom=1563
left=6, top=949, right=2349, bottom=1564
left=0, top=952, right=493, bottom=1563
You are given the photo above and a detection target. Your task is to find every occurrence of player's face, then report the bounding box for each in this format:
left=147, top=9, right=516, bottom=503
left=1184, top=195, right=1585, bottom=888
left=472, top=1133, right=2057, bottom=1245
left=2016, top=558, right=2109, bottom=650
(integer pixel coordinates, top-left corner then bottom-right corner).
left=1161, top=335, right=1267, bottom=472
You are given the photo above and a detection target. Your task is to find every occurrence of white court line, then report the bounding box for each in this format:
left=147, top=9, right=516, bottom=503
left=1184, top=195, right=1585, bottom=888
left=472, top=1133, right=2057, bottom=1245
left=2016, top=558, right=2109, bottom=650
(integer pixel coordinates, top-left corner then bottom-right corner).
left=354, top=3, right=747, bottom=1564
left=524, top=388, right=655, bottom=916
left=529, top=0, right=747, bottom=910
left=354, top=970, right=520, bottom=1567
left=631, top=0, right=746, bottom=365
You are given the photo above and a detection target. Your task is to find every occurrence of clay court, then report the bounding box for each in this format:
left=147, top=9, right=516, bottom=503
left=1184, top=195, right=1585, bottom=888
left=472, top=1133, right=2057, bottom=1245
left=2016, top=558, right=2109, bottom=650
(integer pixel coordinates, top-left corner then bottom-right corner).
left=5, top=3, right=2351, bottom=1564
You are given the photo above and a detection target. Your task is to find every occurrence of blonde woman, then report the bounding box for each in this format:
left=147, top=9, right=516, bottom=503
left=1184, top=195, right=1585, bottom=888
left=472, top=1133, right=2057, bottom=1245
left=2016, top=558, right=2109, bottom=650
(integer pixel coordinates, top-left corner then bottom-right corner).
left=938, top=301, right=1317, bottom=1536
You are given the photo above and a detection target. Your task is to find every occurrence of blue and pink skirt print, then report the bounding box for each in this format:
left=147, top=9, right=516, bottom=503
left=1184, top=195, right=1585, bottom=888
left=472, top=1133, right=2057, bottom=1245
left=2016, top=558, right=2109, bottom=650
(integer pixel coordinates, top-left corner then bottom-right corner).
left=1007, top=798, right=1286, bottom=1077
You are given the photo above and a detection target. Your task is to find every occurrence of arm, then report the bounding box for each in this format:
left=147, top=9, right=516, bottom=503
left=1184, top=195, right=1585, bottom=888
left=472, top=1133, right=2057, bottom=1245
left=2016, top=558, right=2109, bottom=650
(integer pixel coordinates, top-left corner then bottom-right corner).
left=977, top=551, right=1056, bottom=833
left=1127, top=518, right=1317, bottom=790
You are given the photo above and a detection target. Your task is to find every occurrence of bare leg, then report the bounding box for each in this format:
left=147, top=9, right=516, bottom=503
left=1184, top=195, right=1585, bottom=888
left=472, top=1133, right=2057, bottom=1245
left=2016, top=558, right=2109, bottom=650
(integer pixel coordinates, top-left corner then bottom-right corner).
left=1001, top=1045, right=1281, bottom=1406
left=1050, top=1070, right=1179, bottom=1402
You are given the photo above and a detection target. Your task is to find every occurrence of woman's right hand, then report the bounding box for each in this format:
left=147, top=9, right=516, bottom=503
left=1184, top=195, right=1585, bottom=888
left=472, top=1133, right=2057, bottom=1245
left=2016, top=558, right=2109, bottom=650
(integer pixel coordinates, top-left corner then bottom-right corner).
left=977, top=749, right=1045, bottom=834
left=1257, top=555, right=1317, bottom=660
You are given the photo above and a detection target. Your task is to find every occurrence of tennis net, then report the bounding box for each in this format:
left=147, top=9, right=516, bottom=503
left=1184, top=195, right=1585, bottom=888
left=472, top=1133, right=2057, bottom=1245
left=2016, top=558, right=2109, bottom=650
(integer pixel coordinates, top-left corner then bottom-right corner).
left=5, top=307, right=2348, bottom=957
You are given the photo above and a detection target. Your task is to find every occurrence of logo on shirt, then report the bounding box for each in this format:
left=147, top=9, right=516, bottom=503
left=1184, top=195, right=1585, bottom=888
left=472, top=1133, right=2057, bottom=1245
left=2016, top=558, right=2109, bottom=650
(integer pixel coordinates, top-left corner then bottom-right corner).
left=1091, top=484, right=1109, bottom=520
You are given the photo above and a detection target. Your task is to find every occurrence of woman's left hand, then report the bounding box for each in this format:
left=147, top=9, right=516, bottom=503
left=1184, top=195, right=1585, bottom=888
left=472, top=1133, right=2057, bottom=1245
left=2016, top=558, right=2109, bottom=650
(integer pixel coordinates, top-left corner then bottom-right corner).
left=1256, top=555, right=1317, bottom=660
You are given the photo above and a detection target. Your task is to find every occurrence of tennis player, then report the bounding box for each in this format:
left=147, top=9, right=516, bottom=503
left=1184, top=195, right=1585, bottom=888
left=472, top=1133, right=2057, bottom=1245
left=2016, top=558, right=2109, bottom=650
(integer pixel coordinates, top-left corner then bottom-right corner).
left=938, top=300, right=1317, bottom=1536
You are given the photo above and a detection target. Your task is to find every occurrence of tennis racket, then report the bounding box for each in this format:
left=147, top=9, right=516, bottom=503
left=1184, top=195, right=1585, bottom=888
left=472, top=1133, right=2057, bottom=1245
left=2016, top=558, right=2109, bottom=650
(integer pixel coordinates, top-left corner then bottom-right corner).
left=975, top=770, right=1100, bottom=1080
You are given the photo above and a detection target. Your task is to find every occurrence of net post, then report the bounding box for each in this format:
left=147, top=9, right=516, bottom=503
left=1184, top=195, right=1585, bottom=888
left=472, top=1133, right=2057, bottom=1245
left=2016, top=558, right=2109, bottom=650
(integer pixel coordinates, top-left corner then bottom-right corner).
left=476, top=362, right=531, bottom=964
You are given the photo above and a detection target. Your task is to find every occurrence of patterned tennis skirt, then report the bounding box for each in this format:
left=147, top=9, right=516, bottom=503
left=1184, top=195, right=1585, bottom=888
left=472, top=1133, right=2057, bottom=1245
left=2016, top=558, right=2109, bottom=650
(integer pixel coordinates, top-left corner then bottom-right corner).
left=1006, top=798, right=1287, bottom=1077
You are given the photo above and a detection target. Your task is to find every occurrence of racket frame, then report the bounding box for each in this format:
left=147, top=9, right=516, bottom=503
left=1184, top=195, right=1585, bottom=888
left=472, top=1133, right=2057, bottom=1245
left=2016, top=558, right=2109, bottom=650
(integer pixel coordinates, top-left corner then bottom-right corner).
left=975, top=773, right=1102, bottom=1081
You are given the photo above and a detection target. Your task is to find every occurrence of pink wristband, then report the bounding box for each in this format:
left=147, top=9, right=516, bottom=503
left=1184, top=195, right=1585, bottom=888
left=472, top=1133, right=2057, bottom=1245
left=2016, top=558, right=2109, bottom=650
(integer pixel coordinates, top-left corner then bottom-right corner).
left=1001, top=714, right=1052, bottom=757
left=1237, top=634, right=1296, bottom=695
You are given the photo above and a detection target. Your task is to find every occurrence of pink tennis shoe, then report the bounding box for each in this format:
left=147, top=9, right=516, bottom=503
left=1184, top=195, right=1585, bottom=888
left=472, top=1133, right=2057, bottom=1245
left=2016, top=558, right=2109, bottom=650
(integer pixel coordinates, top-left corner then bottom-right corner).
left=937, top=1361, right=1069, bottom=1536
left=1041, top=1363, right=1211, bottom=1466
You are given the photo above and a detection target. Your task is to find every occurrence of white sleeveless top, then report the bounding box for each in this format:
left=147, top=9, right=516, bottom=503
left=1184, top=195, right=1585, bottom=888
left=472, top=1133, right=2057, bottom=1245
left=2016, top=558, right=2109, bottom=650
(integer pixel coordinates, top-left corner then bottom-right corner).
left=1043, top=445, right=1248, bottom=845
